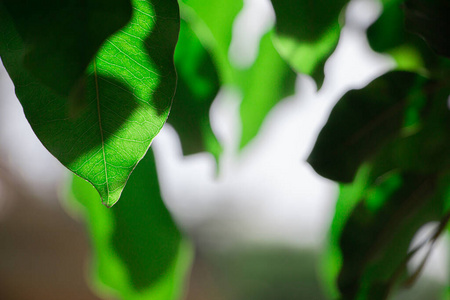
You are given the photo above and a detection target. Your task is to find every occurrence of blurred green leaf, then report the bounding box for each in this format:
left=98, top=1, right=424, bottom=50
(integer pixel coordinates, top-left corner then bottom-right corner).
left=239, top=31, right=296, bottom=149
left=375, top=84, right=450, bottom=174
left=0, top=0, right=132, bottom=98
left=404, top=0, right=450, bottom=59
left=270, top=0, right=348, bottom=87
left=319, top=74, right=450, bottom=299
left=0, top=0, right=180, bottom=207
left=320, top=165, right=373, bottom=299
left=308, top=71, right=420, bottom=183
left=338, top=171, right=450, bottom=300
left=179, top=0, right=296, bottom=149
left=168, top=19, right=222, bottom=159
left=68, top=149, right=193, bottom=300
left=367, top=0, right=448, bottom=74
left=179, top=0, right=243, bottom=84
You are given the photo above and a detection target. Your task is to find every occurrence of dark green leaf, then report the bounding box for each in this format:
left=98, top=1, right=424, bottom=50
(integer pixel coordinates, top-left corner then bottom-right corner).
left=239, top=31, right=296, bottom=148
left=374, top=84, right=450, bottom=174
left=404, top=0, right=450, bottom=59
left=367, top=0, right=445, bottom=73
left=168, top=19, right=222, bottom=159
left=0, top=0, right=132, bottom=98
left=0, top=0, right=180, bottom=206
left=68, top=149, right=193, bottom=299
left=338, top=171, right=450, bottom=299
left=270, top=0, right=348, bottom=87
left=307, top=71, right=420, bottom=183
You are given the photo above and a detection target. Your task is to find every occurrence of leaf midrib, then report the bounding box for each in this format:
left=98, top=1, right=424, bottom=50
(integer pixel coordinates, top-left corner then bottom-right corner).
left=93, top=59, right=110, bottom=200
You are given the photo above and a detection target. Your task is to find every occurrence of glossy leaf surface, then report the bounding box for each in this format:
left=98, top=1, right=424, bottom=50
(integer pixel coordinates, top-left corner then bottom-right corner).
left=308, top=71, right=420, bottom=183
left=270, top=0, right=348, bottom=87
left=0, top=0, right=132, bottom=98
left=69, top=149, right=192, bottom=300
left=169, top=19, right=222, bottom=159
left=0, top=0, right=180, bottom=206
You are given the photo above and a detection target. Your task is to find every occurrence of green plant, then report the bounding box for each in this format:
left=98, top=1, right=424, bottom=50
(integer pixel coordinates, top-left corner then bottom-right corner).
left=0, top=0, right=449, bottom=299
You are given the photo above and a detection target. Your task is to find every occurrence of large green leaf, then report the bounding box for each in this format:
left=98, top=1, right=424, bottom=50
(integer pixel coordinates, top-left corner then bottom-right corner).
left=308, top=71, right=421, bottom=183
left=270, top=0, right=348, bottom=87
left=168, top=19, right=222, bottom=159
left=0, top=0, right=132, bottom=98
left=68, top=149, right=193, bottom=300
left=0, top=0, right=180, bottom=207
left=404, top=0, right=450, bottom=59
left=238, top=31, right=296, bottom=148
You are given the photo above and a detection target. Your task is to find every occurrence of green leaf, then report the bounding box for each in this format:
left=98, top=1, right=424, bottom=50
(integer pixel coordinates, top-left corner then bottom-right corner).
left=68, top=149, right=193, bottom=300
left=367, top=0, right=445, bottom=73
left=270, top=0, right=348, bottom=87
left=404, top=0, right=450, bottom=59
left=180, top=0, right=243, bottom=84
left=0, top=0, right=180, bottom=207
left=307, top=71, right=421, bottom=183
left=179, top=0, right=296, bottom=149
left=320, top=76, right=450, bottom=299
left=238, top=31, right=296, bottom=148
left=0, top=0, right=132, bottom=98
left=168, top=19, right=222, bottom=159
left=337, top=171, right=450, bottom=299
left=320, top=165, right=373, bottom=299
left=374, top=84, right=450, bottom=174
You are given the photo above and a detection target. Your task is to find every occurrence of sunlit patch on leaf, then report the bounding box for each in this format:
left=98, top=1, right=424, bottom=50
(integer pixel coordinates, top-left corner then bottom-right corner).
left=270, top=0, right=348, bottom=87
left=0, top=0, right=180, bottom=206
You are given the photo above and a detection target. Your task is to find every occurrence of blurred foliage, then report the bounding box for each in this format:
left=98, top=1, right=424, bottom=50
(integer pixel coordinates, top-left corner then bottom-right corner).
left=308, top=71, right=421, bottom=182
left=181, top=0, right=297, bottom=148
left=270, top=0, right=348, bottom=87
left=404, top=0, right=450, bottom=59
left=312, top=1, right=450, bottom=295
left=1, top=0, right=450, bottom=299
left=238, top=31, right=296, bottom=148
left=68, top=149, right=193, bottom=300
left=169, top=19, right=222, bottom=160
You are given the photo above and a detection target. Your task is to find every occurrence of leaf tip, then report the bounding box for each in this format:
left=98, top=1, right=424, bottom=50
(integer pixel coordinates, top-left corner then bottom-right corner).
left=101, top=188, right=124, bottom=208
